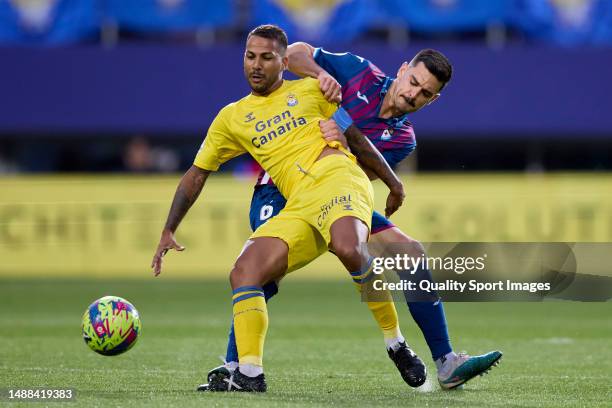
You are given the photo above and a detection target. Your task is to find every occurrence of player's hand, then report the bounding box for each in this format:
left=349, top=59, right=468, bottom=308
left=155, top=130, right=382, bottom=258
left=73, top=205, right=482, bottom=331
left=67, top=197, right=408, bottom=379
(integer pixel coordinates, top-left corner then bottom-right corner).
left=151, top=229, right=185, bottom=277
left=319, top=119, right=349, bottom=149
left=317, top=71, right=342, bottom=103
left=385, top=183, right=405, bottom=218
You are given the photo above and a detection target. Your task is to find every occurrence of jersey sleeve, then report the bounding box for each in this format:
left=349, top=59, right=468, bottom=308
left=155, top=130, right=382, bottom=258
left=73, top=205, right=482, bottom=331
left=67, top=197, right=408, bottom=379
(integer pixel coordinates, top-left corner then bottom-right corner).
left=313, top=47, right=370, bottom=87
left=303, top=76, right=338, bottom=118
left=193, top=105, right=246, bottom=171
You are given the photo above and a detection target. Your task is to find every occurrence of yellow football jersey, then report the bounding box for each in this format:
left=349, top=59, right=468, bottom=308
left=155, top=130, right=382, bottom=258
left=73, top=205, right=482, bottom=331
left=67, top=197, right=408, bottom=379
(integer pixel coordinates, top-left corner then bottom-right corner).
left=194, top=77, right=355, bottom=198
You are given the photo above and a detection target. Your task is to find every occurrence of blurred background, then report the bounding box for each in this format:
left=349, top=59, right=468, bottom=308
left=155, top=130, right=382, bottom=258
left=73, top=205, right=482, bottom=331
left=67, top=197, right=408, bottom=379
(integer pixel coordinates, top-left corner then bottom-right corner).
left=0, top=0, right=611, bottom=278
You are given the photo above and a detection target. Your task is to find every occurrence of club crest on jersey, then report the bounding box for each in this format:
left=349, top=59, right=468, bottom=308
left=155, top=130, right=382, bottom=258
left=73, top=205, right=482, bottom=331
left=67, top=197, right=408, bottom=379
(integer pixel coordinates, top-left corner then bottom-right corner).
left=286, top=93, right=298, bottom=106
left=381, top=128, right=393, bottom=141
left=245, top=112, right=256, bottom=122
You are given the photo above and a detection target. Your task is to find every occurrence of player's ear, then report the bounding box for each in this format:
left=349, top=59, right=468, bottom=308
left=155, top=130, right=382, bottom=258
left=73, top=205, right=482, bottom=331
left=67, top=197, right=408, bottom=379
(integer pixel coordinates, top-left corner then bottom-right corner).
left=397, top=62, right=409, bottom=77
left=281, top=55, right=289, bottom=71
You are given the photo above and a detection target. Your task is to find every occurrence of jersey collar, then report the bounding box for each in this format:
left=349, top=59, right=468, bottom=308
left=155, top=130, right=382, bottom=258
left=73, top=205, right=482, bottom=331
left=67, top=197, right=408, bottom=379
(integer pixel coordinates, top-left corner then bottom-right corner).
left=377, top=76, right=409, bottom=127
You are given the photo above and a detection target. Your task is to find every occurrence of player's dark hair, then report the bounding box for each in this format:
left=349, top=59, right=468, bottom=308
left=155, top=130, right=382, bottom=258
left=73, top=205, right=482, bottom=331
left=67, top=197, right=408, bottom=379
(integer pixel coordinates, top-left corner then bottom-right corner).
left=411, top=49, right=453, bottom=92
left=247, top=24, right=288, bottom=55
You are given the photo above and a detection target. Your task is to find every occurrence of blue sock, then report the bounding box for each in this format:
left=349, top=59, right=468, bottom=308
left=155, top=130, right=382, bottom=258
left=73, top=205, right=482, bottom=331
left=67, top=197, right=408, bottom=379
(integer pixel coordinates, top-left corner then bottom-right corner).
left=225, top=281, right=278, bottom=363
left=407, top=299, right=452, bottom=361
left=399, top=265, right=453, bottom=361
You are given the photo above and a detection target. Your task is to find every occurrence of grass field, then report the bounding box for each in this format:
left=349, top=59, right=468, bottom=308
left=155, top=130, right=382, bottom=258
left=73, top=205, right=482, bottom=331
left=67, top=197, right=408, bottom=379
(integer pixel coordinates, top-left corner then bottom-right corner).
left=1, top=278, right=610, bottom=407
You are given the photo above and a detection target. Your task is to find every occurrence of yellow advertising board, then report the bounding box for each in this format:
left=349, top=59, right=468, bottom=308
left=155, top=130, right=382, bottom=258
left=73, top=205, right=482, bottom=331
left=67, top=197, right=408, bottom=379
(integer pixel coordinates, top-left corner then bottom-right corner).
left=1, top=173, right=610, bottom=278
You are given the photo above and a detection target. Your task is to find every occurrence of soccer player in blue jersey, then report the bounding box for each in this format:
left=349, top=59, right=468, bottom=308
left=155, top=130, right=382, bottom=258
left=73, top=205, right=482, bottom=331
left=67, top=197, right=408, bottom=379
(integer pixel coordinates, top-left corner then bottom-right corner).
left=201, top=40, right=502, bottom=391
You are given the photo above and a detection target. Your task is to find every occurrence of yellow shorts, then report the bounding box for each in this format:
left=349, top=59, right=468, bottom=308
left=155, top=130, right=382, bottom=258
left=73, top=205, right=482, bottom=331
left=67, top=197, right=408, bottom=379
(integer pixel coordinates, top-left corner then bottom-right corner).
left=250, top=154, right=374, bottom=272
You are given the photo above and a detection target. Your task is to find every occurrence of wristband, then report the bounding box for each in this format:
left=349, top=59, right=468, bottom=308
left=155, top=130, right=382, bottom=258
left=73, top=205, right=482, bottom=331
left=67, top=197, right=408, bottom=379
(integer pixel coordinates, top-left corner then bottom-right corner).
left=331, top=107, right=353, bottom=132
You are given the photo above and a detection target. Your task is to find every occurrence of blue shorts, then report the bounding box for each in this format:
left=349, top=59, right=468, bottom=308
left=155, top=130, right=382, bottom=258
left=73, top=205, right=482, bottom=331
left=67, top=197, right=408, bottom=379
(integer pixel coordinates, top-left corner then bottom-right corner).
left=249, top=184, right=394, bottom=233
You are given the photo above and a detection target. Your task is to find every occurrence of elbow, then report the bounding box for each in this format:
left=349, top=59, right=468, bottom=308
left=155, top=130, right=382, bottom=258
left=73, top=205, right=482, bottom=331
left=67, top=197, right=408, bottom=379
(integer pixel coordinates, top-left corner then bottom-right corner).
left=186, top=165, right=210, bottom=185
left=288, top=41, right=315, bottom=57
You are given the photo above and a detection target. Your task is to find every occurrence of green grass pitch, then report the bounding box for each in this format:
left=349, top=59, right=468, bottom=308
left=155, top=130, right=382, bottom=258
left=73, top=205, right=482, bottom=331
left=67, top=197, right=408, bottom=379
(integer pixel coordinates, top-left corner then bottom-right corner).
left=1, top=278, right=610, bottom=407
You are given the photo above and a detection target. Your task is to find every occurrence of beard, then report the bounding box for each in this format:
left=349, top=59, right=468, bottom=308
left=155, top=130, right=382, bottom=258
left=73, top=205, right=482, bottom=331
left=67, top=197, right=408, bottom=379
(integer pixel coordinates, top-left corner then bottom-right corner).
left=248, top=76, right=279, bottom=95
left=249, top=80, right=269, bottom=94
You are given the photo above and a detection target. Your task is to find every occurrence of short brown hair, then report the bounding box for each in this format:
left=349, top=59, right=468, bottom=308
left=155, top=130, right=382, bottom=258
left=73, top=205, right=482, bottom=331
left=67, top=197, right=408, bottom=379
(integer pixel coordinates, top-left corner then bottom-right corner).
left=247, top=24, right=288, bottom=55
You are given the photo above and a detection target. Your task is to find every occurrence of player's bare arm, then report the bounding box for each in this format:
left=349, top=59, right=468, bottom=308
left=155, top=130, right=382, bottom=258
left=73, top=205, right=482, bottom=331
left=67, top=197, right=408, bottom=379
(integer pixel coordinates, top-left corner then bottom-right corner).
left=286, top=41, right=319, bottom=77
left=344, top=125, right=405, bottom=217
left=163, top=165, right=210, bottom=232
left=318, top=118, right=404, bottom=217
left=287, top=41, right=341, bottom=102
left=151, top=165, right=210, bottom=276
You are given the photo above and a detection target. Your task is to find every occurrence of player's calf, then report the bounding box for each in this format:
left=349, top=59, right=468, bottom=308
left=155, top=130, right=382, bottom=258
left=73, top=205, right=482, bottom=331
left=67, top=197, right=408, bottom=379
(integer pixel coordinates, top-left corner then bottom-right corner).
left=348, top=250, right=428, bottom=389
left=226, top=237, right=288, bottom=389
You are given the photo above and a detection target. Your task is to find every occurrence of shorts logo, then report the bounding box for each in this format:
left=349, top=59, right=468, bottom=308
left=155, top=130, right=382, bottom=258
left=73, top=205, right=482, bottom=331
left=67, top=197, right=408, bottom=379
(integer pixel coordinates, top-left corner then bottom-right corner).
left=287, top=93, right=298, bottom=106
left=245, top=112, right=256, bottom=122
left=318, top=194, right=352, bottom=227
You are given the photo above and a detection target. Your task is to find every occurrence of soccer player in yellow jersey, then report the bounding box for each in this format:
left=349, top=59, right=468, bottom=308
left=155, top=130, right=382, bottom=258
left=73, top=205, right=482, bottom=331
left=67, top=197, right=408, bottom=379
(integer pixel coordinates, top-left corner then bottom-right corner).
left=151, top=25, right=407, bottom=392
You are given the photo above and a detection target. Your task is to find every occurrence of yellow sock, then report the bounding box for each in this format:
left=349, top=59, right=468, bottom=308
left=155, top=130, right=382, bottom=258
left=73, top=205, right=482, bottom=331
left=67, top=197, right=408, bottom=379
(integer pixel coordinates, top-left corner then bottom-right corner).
left=350, top=258, right=401, bottom=340
left=366, top=300, right=401, bottom=340
left=232, top=286, right=268, bottom=367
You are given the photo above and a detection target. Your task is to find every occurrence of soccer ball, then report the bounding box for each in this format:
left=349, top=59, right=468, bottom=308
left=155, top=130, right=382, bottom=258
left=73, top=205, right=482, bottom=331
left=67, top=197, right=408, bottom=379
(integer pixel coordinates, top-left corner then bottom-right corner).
left=81, top=296, right=141, bottom=356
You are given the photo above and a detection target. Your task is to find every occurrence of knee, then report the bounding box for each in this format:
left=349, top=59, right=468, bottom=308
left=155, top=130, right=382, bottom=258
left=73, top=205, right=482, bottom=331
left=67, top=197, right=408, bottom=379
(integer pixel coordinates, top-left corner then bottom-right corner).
left=370, top=228, right=425, bottom=258
left=229, top=260, right=261, bottom=289
left=333, top=242, right=366, bottom=267
left=398, top=236, right=425, bottom=258
left=411, top=240, right=426, bottom=258
left=229, top=256, right=286, bottom=290
left=229, top=262, right=245, bottom=289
